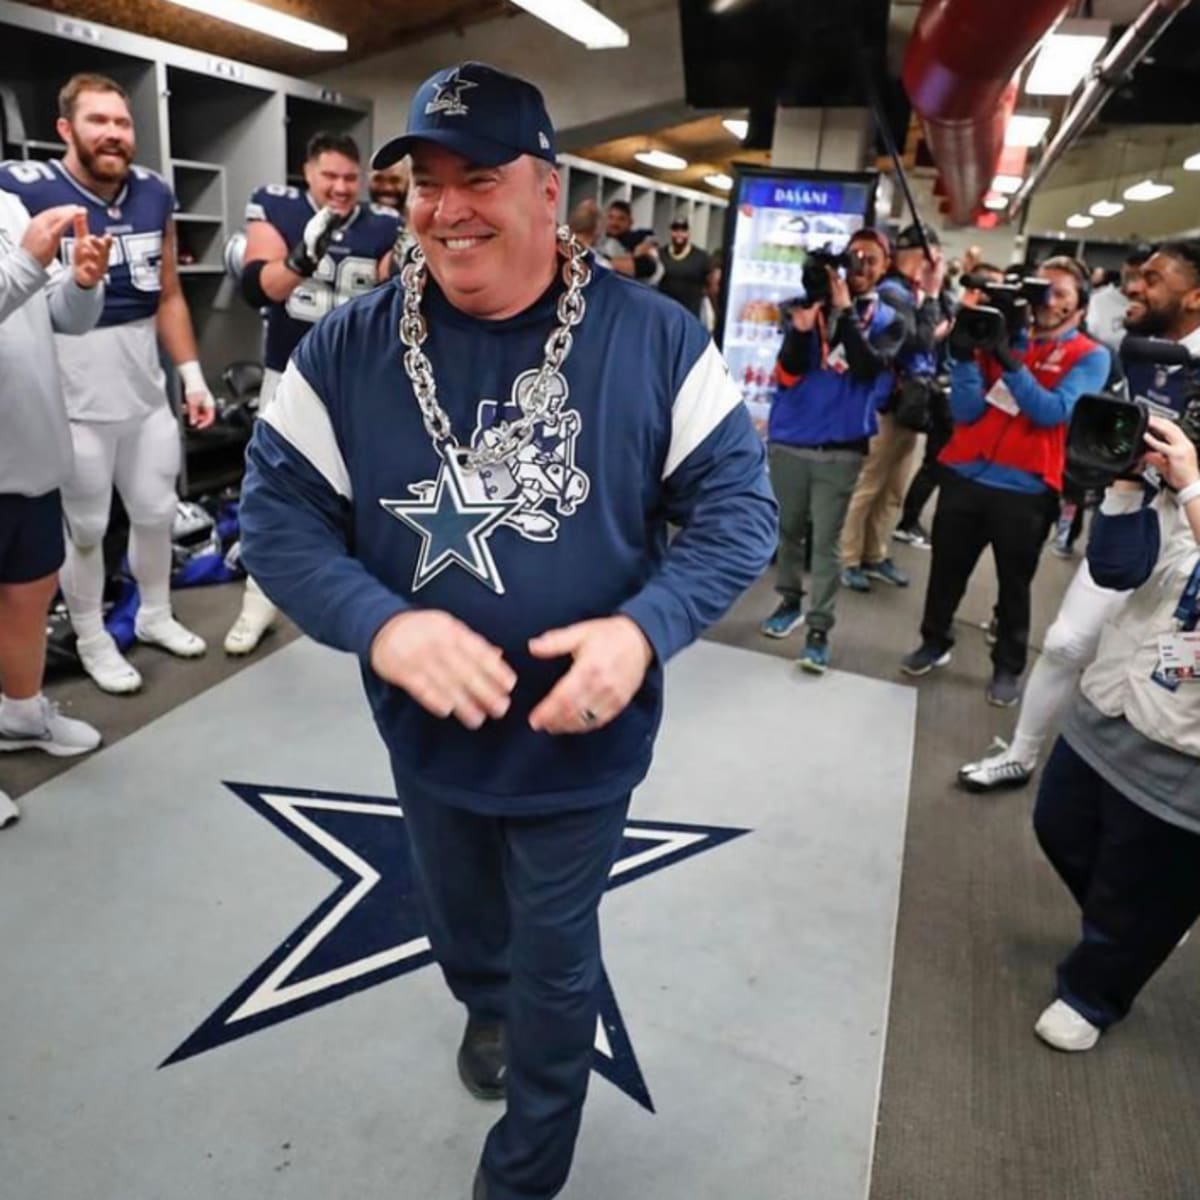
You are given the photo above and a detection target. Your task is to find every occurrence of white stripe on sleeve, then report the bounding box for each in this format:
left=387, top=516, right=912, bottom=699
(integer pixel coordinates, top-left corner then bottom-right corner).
left=260, top=360, right=353, bottom=499
left=663, top=339, right=744, bottom=480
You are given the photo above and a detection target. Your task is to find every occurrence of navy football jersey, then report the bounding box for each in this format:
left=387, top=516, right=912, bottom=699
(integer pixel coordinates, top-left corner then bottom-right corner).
left=245, top=185, right=401, bottom=371
left=0, top=158, right=174, bottom=327
left=1123, top=343, right=1200, bottom=418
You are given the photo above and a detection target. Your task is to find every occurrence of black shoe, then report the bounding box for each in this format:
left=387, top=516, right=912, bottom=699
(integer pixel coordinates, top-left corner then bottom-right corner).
left=458, top=1017, right=507, bottom=1101
left=473, top=1167, right=488, bottom=1200
left=986, top=670, right=1021, bottom=708
left=900, top=641, right=952, bottom=677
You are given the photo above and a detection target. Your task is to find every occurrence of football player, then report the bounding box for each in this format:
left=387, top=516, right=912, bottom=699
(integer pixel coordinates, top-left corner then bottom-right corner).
left=1, top=72, right=216, bottom=694
left=224, top=132, right=401, bottom=655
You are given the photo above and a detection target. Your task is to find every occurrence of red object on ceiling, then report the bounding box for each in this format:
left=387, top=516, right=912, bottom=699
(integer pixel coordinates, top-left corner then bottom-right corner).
left=901, top=0, right=1072, bottom=223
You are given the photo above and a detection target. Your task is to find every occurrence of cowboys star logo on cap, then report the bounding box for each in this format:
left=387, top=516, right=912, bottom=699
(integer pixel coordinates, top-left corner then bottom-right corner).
left=424, top=67, right=477, bottom=118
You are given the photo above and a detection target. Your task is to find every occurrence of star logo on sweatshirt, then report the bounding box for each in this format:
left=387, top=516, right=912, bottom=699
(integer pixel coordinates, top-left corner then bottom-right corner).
left=380, top=455, right=515, bottom=595
left=162, top=782, right=750, bottom=1114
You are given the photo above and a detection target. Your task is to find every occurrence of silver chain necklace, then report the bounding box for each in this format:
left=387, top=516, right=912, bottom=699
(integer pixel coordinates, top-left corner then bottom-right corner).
left=398, top=225, right=592, bottom=471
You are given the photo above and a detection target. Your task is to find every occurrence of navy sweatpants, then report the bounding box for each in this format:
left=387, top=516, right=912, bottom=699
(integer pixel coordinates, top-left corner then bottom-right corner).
left=397, top=775, right=630, bottom=1200
left=1034, top=738, right=1200, bottom=1028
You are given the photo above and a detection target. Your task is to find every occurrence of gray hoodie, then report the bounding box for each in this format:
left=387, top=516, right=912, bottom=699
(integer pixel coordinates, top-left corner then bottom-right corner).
left=0, top=189, right=104, bottom=497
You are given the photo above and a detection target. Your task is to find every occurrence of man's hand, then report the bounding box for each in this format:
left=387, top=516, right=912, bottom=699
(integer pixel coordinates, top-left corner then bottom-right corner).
left=70, top=211, right=112, bottom=289
left=827, top=267, right=851, bottom=314
left=20, top=204, right=83, bottom=268
left=527, top=616, right=654, bottom=735
left=285, top=205, right=348, bottom=277
left=790, top=303, right=820, bottom=333
left=1144, top=416, right=1200, bottom=491
left=178, top=361, right=217, bottom=430
left=919, top=251, right=946, bottom=298
left=370, top=610, right=516, bottom=730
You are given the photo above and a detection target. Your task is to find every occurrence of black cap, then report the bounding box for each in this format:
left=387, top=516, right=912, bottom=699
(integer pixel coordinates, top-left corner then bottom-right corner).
left=894, top=223, right=941, bottom=251
left=371, top=62, right=557, bottom=171
left=670, top=217, right=689, bottom=229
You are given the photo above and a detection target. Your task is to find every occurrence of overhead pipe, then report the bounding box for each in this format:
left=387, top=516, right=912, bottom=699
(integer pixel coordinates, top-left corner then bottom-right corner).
left=901, top=0, right=1072, bottom=224
left=1010, top=0, right=1194, bottom=217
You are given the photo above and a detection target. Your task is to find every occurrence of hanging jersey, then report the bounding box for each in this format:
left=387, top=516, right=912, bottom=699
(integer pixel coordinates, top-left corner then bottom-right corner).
left=0, top=158, right=174, bottom=327
left=245, top=185, right=400, bottom=371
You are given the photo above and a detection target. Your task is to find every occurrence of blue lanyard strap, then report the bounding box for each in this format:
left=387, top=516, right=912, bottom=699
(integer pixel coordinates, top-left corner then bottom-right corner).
left=1175, top=559, right=1200, bottom=631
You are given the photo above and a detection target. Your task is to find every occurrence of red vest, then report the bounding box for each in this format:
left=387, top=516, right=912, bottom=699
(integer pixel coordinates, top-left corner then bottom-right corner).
left=939, top=330, right=1101, bottom=492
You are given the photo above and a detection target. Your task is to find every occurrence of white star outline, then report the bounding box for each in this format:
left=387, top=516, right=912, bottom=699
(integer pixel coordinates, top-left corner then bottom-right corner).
left=424, top=69, right=477, bottom=118
left=222, top=790, right=710, bottom=1058
left=380, top=453, right=514, bottom=595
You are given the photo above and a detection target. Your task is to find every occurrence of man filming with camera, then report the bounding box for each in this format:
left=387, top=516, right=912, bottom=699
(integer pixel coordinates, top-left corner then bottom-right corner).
left=759, top=228, right=909, bottom=673
left=901, top=257, right=1110, bottom=706
left=960, top=241, right=1200, bottom=792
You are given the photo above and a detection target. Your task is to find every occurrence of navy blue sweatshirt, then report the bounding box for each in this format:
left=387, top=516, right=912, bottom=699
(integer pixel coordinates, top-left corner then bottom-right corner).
left=239, top=260, right=778, bottom=813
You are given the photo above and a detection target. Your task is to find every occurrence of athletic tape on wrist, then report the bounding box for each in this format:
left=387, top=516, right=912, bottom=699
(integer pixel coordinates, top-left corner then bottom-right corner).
left=1176, top=480, right=1200, bottom=507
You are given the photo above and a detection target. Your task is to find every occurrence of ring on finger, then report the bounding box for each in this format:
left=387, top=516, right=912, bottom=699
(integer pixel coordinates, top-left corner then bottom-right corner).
left=581, top=707, right=599, bottom=726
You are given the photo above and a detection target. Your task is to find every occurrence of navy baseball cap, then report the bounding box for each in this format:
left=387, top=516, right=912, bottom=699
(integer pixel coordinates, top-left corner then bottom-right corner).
left=371, top=62, right=557, bottom=170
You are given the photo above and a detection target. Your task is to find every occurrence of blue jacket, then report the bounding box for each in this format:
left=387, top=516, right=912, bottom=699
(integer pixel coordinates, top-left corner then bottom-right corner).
left=767, top=295, right=907, bottom=448
left=239, top=263, right=778, bottom=814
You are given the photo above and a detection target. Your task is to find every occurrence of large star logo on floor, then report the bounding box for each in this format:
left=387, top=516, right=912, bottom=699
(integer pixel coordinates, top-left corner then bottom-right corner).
left=380, top=456, right=514, bottom=595
left=163, top=782, right=749, bottom=1114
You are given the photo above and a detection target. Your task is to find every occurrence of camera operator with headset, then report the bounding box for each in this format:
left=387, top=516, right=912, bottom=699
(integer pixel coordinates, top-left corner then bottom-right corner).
left=758, top=227, right=910, bottom=673
left=901, top=257, right=1110, bottom=706
left=1029, top=375, right=1200, bottom=1053
left=959, top=243, right=1200, bottom=792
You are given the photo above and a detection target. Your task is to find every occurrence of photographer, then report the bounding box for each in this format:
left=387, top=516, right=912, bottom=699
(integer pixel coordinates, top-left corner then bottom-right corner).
left=960, top=242, right=1200, bottom=792
left=901, top=257, right=1109, bottom=706
left=759, top=228, right=909, bottom=673
left=1030, top=414, right=1200, bottom=1052
left=841, top=223, right=947, bottom=591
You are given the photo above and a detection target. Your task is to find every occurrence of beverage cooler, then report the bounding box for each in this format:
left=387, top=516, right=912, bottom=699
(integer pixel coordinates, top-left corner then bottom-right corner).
left=716, top=166, right=877, bottom=431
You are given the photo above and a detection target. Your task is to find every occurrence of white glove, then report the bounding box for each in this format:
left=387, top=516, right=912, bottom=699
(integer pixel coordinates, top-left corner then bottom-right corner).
left=285, top=206, right=347, bottom=276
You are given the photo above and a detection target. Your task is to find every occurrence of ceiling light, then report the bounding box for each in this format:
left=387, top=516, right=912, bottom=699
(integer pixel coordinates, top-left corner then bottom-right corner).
left=1089, top=199, right=1125, bottom=218
left=507, top=0, right=630, bottom=49
left=1066, top=213, right=1094, bottom=229
left=722, top=119, right=749, bottom=141
left=635, top=150, right=688, bottom=171
left=1123, top=178, right=1175, bottom=202
left=991, top=174, right=1024, bottom=195
left=1025, top=21, right=1108, bottom=96
left=1005, top=114, right=1051, bottom=148
left=162, top=0, right=347, bottom=50
left=705, top=173, right=734, bottom=190
left=983, top=194, right=1008, bottom=211
left=1184, top=152, right=1200, bottom=172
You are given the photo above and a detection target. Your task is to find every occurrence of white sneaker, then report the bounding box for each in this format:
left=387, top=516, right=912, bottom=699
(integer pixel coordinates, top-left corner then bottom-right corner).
left=77, top=631, right=143, bottom=694
left=959, top=744, right=1035, bottom=794
left=136, top=612, right=206, bottom=658
left=0, top=789, right=19, bottom=829
left=1034, top=999, right=1101, bottom=1052
left=0, top=696, right=101, bottom=757
left=223, top=594, right=277, bottom=656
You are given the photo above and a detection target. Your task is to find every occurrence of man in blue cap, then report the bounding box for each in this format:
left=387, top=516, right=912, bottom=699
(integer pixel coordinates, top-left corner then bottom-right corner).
left=238, top=62, right=776, bottom=1199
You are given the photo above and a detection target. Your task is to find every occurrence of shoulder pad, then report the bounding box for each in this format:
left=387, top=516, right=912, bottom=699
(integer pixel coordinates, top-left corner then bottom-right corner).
left=369, top=203, right=401, bottom=221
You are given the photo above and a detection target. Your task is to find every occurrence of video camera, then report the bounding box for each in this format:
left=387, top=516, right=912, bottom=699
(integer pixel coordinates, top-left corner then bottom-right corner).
left=1066, top=337, right=1200, bottom=489
left=800, top=246, right=868, bottom=308
left=952, top=274, right=1054, bottom=351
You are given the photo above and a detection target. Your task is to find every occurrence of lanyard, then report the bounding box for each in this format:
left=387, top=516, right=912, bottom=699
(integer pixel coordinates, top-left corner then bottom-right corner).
left=1175, top=559, right=1200, bottom=632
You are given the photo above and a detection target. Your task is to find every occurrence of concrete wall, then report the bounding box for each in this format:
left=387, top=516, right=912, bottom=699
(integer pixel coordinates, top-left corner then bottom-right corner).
left=314, top=0, right=685, bottom=149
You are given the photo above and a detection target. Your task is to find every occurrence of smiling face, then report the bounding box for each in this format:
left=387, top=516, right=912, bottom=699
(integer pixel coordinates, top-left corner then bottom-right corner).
left=1123, top=251, right=1200, bottom=338
left=305, top=151, right=361, bottom=216
left=846, top=238, right=889, bottom=295
left=1033, top=267, right=1084, bottom=335
left=408, top=142, right=560, bottom=320
left=58, top=88, right=135, bottom=185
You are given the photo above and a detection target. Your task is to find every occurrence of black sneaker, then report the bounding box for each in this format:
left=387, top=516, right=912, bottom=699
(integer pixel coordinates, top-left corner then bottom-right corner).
left=901, top=641, right=952, bottom=676
left=893, top=521, right=931, bottom=549
left=458, top=1017, right=506, bottom=1101
left=986, top=670, right=1021, bottom=708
